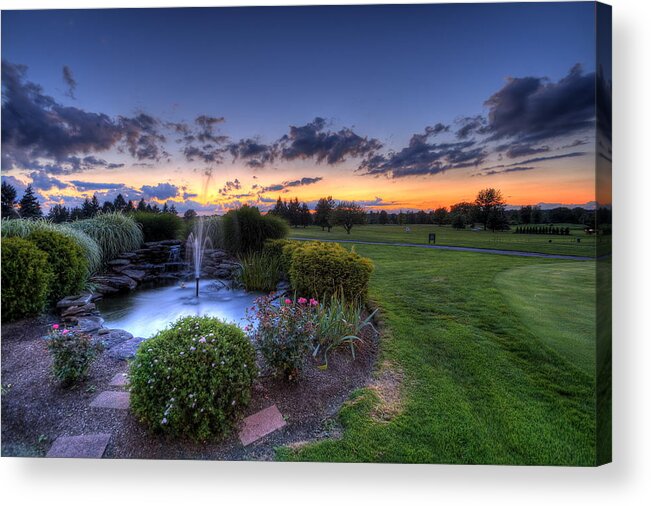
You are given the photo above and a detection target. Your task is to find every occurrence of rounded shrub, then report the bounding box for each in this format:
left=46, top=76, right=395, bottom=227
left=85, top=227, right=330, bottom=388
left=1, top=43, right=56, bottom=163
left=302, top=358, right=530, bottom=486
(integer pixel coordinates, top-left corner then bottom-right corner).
left=70, top=212, right=143, bottom=262
left=263, top=238, right=302, bottom=274
left=1, top=237, right=54, bottom=321
left=131, top=212, right=183, bottom=242
left=1, top=218, right=101, bottom=274
left=27, top=229, right=89, bottom=302
left=129, top=316, right=257, bottom=441
left=288, top=241, right=374, bottom=302
left=222, top=205, right=288, bottom=255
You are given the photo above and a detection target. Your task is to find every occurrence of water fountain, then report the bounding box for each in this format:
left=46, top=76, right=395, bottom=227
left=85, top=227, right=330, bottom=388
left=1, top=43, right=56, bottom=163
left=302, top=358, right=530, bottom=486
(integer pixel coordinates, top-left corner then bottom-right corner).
left=186, top=217, right=213, bottom=297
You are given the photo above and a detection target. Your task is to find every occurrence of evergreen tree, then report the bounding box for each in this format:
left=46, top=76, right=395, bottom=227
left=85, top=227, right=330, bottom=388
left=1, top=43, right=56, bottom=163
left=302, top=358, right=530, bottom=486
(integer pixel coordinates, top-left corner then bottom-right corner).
left=47, top=204, right=70, bottom=223
left=126, top=200, right=135, bottom=213
left=168, top=203, right=178, bottom=215
left=137, top=198, right=147, bottom=212
left=102, top=201, right=115, bottom=214
left=69, top=206, right=84, bottom=221
left=379, top=210, right=389, bottom=225
left=113, top=193, right=128, bottom=212
left=1, top=181, right=18, bottom=218
left=162, top=202, right=169, bottom=213
left=299, top=202, right=311, bottom=227
left=18, top=185, right=42, bottom=219
left=184, top=209, right=197, bottom=220
left=287, top=198, right=301, bottom=227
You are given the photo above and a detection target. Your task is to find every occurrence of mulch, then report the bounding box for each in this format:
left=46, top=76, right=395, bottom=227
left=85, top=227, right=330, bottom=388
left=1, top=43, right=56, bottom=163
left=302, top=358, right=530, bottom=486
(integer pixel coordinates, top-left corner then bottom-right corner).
left=1, top=313, right=378, bottom=460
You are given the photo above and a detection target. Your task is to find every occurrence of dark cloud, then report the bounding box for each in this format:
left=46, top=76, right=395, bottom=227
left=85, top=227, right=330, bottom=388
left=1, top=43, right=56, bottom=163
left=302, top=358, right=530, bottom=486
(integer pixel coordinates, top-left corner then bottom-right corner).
left=140, top=182, right=179, bottom=200
left=228, top=138, right=276, bottom=168
left=259, top=176, right=323, bottom=193
left=500, top=143, right=550, bottom=159
left=218, top=179, right=242, bottom=195
left=279, top=117, right=382, bottom=165
left=455, top=116, right=487, bottom=139
left=178, top=115, right=229, bottom=165
left=475, top=166, right=536, bottom=177
left=62, top=65, right=77, bottom=99
left=358, top=127, right=486, bottom=178
left=505, top=151, right=586, bottom=166
left=484, top=64, right=595, bottom=143
left=70, top=180, right=126, bottom=191
left=1, top=61, right=168, bottom=174
left=29, top=171, right=69, bottom=191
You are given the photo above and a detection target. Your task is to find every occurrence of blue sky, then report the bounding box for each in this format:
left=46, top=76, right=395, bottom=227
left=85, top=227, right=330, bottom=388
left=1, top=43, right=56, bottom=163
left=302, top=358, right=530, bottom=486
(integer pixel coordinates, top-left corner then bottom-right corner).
left=1, top=3, right=606, bottom=212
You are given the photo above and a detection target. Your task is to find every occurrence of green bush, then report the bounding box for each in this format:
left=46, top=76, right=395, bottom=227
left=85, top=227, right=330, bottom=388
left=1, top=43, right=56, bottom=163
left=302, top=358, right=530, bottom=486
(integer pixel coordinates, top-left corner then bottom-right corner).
left=1, top=237, right=54, bottom=321
left=288, top=242, right=374, bottom=302
left=222, top=206, right=288, bottom=255
left=131, top=212, right=183, bottom=242
left=26, top=229, right=89, bottom=301
left=1, top=218, right=102, bottom=274
left=129, top=316, right=257, bottom=441
left=70, top=212, right=143, bottom=262
left=236, top=251, right=282, bottom=291
left=45, top=325, right=102, bottom=386
left=263, top=239, right=302, bottom=274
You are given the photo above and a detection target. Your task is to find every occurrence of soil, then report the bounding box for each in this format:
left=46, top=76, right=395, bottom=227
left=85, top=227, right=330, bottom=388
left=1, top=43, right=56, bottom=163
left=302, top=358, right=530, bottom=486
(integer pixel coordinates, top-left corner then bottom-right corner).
left=1, top=312, right=378, bottom=460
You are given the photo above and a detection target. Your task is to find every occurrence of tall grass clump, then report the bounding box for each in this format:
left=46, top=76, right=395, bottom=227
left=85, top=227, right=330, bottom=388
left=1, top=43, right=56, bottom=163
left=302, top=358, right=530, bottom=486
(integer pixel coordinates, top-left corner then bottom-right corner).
left=1, top=218, right=102, bottom=274
left=222, top=206, right=288, bottom=255
left=70, top=212, right=143, bottom=262
left=313, top=295, right=377, bottom=367
left=236, top=251, right=282, bottom=291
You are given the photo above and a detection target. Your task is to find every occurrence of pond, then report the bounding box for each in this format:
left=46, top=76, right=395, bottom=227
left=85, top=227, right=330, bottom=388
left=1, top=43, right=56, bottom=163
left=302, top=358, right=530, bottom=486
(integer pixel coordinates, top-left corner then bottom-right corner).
left=96, top=279, right=261, bottom=338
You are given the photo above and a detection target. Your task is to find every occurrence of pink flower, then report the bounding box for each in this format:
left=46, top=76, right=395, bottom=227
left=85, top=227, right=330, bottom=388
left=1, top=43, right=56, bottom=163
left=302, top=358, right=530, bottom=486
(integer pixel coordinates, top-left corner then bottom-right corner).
left=52, top=324, right=59, bottom=330
left=309, top=298, right=318, bottom=306
left=284, top=298, right=292, bottom=305
left=298, top=297, right=307, bottom=305
left=62, top=329, right=69, bottom=335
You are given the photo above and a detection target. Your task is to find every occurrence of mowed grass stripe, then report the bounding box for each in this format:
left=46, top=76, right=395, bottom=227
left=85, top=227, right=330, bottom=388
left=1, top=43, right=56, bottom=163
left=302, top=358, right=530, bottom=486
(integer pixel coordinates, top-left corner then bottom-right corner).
left=277, top=245, right=596, bottom=465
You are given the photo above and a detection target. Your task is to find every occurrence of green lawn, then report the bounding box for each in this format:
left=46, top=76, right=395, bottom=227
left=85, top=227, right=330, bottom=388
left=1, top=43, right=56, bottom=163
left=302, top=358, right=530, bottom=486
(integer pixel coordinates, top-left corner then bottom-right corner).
left=289, top=223, right=597, bottom=257
left=277, top=245, right=597, bottom=465
left=494, top=263, right=596, bottom=375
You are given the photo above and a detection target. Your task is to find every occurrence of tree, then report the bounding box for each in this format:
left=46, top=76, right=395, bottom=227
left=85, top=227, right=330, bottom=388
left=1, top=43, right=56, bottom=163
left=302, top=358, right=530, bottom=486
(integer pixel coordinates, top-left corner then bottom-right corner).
left=333, top=201, right=366, bottom=234
left=475, top=188, right=506, bottom=230
left=299, top=202, right=311, bottom=227
left=433, top=207, right=449, bottom=226
left=162, top=202, right=169, bottom=213
left=450, top=201, right=476, bottom=228
left=18, top=185, right=42, bottom=219
left=379, top=210, right=389, bottom=225
left=113, top=193, right=128, bottom=213
left=137, top=198, right=147, bottom=212
left=1, top=181, right=18, bottom=218
left=314, top=196, right=335, bottom=231
left=81, top=196, right=99, bottom=218
left=486, top=206, right=510, bottom=231
left=126, top=200, right=135, bottom=213
left=102, top=201, right=115, bottom=214
left=168, top=203, right=178, bottom=215
left=184, top=209, right=198, bottom=220
left=451, top=213, right=466, bottom=229
left=287, top=198, right=301, bottom=227
left=47, top=204, right=69, bottom=223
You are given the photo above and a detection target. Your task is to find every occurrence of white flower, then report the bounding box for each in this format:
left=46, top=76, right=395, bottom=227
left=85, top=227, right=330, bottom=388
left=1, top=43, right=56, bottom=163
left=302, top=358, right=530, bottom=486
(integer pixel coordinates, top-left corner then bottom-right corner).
left=161, top=417, right=168, bottom=424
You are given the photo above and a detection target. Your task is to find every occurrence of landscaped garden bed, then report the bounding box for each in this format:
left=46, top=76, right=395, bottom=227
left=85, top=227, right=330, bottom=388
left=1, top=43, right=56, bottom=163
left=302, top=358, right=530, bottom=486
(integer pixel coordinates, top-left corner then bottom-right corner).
left=1, top=208, right=381, bottom=459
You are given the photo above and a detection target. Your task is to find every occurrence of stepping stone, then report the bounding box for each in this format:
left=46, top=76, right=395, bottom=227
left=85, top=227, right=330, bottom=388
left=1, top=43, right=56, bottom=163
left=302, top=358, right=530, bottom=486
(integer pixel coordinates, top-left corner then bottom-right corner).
left=46, top=433, right=111, bottom=459
left=90, top=391, right=130, bottom=410
left=57, top=293, right=93, bottom=309
left=73, top=316, right=104, bottom=333
left=239, top=404, right=286, bottom=446
left=96, top=329, right=134, bottom=349
left=109, top=372, right=129, bottom=387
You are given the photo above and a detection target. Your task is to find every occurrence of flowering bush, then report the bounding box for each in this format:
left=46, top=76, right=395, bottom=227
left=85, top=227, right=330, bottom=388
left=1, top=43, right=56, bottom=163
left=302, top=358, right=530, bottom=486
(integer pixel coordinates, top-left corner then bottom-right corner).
left=246, top=295, right=318, bottom=381
left=129, top=316, right=257, bottom=441
left=44, top=324, right=102, bottom=386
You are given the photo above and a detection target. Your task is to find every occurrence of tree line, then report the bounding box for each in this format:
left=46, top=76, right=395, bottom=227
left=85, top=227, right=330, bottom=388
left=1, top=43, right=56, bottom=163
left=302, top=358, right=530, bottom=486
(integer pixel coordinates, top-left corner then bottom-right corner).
left=1, top=182, right=181, bottom=222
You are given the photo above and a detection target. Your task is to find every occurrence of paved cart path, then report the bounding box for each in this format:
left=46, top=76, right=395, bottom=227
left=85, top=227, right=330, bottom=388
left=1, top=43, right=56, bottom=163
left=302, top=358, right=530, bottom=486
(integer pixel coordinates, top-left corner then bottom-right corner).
left=291, top=237, right=596, bottom=261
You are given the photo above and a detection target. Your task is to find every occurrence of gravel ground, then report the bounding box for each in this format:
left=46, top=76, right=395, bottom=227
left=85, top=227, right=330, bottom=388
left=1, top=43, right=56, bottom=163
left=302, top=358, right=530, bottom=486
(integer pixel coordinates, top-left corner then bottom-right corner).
left=1, top=314, right=378, bottom=460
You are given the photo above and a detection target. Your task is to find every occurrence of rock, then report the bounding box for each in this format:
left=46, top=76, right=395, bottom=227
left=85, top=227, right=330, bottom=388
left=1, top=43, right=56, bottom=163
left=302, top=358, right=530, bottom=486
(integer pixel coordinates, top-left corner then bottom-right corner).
left=90, top=275, right=137, bottom=291
left=107, top=258, right=131, bottom=267
left=56, top=293, right=93, bottom=309
left=160, top=239, right=182, bottom=246
left=108, top=337, right=145, bottom=360
left=121, top=269, right=146, bottom=281
left=117, top=252, right=138, bottom=260
left=97, top=328, right=110, bottom=335
left=73, top=316, right=104, bottom=334
left=61, top=303, right=96, bottom=318
left=94, top=284, right=119, bottom=295
left=96, top=329, right=134, bottom=349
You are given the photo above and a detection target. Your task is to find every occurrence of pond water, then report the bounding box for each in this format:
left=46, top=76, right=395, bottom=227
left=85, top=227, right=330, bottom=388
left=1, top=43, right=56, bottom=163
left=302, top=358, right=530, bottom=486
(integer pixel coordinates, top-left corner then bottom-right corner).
left=96, top=279, right=261, bottom=338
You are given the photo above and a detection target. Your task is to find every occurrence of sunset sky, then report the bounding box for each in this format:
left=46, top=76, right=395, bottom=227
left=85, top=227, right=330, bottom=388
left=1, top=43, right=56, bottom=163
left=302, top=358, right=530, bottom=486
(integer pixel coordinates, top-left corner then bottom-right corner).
left=1, top=3, right=606, bottom=214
